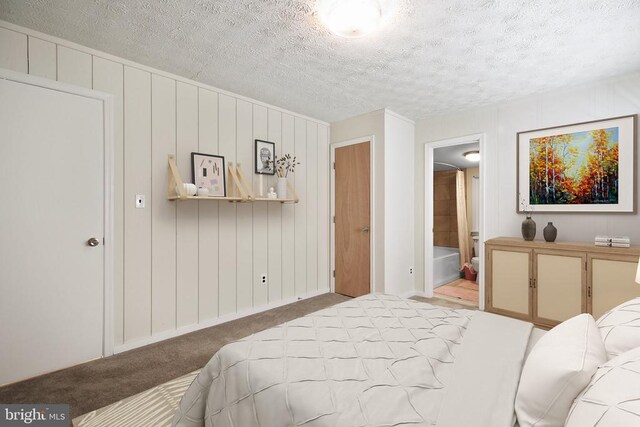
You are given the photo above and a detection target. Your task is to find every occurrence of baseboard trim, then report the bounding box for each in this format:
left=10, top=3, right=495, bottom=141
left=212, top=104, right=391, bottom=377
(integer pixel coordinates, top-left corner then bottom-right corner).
left=113, top=288, right=331, bottom=354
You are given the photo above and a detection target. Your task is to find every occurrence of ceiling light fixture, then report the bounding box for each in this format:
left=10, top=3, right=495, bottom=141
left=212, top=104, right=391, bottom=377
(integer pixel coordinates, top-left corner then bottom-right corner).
left=464, top=151, right=480, bottom=162
left=318, top=0, right=384, bottom=38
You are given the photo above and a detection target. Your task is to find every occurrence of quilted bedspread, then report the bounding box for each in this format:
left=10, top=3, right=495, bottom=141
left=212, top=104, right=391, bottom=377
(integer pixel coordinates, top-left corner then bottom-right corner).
left=172, top=294, right=478, bottom=426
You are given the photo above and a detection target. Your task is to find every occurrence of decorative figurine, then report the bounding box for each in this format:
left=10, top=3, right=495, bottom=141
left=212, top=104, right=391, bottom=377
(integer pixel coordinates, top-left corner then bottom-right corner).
left=267, top=187, right=278, bottom=199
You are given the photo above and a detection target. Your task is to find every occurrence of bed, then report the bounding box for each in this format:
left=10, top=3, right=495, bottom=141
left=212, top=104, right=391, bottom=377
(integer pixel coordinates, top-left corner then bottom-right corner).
left=172, top=294, right=541, bottom=427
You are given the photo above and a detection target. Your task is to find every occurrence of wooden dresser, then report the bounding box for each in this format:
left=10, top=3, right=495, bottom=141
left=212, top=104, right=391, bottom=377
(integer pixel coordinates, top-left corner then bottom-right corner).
left=485, top=237, right=640, bottom=329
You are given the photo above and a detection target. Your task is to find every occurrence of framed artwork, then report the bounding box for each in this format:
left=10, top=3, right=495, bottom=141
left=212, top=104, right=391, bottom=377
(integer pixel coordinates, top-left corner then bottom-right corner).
left=191, top=152, right=226, bottom=197
left=517, top=114, right=636, bottom=213
left=255, top=139, right=276, bottom=175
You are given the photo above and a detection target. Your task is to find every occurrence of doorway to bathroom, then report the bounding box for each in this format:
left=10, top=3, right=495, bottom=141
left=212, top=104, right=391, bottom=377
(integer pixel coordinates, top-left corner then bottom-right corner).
left=425, top=134, right=486, bottom=308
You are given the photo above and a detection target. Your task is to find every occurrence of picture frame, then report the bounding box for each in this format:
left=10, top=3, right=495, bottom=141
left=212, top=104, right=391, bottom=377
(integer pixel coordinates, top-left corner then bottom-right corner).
left=191, top=152, right=226, bottom=197
left=517, top=114, right=637, bottom=213
left=255, top=139, right=276, bottom=175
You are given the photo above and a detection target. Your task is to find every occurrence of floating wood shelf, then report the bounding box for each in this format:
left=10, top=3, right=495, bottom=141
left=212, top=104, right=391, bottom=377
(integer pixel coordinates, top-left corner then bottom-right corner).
left=167, top=155, right=298, bottom=203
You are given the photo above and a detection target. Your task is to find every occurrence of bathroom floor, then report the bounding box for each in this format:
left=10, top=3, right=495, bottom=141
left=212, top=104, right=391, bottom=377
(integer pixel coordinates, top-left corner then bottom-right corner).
left=434, top=279, right=479, bottom=307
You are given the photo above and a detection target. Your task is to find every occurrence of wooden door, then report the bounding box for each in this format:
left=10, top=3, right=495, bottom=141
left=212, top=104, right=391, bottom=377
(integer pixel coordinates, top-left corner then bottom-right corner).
left=589, top=254, right=640, bottom=318
left=335, top=142, right=370, bottom=297
left=485, top=245, right=532, bottom=321
left=0, top=77, right=105, bottom=385
left=533, top=250, right=586, bottom=328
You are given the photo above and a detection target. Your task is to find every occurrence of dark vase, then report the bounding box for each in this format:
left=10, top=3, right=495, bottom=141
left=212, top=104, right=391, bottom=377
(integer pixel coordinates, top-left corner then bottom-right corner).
left=521, top=216, right=536, bottom=241
left=544, top=222, right=558, bottom=242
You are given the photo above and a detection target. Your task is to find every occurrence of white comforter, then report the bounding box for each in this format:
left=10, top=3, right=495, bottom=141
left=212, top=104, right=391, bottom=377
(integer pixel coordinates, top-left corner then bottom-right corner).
left=172, top=294, right=533, bottom=427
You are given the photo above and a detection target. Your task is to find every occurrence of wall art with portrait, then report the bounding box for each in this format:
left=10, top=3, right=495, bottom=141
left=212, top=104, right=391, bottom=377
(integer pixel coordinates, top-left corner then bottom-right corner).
left=191, top=152, right=226, bottom=197
left=517, top=115, right=636, bottom=213
left=255, top=139, right=276, bottom=175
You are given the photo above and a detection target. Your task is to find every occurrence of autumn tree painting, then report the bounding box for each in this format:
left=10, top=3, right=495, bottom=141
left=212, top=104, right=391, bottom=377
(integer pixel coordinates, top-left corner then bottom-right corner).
left=529, top=127, right=619, bottom=205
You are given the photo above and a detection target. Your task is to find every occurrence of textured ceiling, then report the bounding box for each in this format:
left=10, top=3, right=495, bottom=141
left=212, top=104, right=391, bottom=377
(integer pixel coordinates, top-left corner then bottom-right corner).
left=2, top=0, right=640, bottom=122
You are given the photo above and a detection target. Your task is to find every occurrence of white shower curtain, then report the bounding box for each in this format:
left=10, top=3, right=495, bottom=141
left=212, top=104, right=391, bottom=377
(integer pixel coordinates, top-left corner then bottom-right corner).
left=456, top=170, right=473, bottom=269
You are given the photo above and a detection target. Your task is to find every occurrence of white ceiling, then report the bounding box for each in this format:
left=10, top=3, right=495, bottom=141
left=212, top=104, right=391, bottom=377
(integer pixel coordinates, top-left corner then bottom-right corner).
left=434, top=142, right=480, bottom=171
left=2, top=1, right=639, bottom=122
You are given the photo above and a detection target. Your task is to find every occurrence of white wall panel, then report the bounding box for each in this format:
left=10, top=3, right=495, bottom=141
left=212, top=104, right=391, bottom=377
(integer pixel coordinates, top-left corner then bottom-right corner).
left=306, top=122, right=319, bottom=292
left=151, top=74, right=177, bottom=334
left=253, top=105, right=269, bottom=306
left=27, top=37, right=56, bottom=79
left=218, top=94, right=238, bottom=316
left=2, top=21, right=330, bottom=351
left=0, top=27, right=27, bottom=72
left=384, top=113, right=415, bottom=296
left=415, top=72, right=640, bottom=293
left=267, top=109, right=283, bottom=302
left=92, top=56, right=125, bottom=345
left=176, top=82, right=199, bottom=327
left=317, top=124, right=329, bottom=290
left=294, top=117, right=308, bottom=296
left=57, top=46, right=91, bottom=88
left=281, top=114, right=296, bottom=299
left=236, top=100, right=254, bottom=311
left=198, top=88, right=219, bottom=321
left=123, top=66, right=152, bottom=341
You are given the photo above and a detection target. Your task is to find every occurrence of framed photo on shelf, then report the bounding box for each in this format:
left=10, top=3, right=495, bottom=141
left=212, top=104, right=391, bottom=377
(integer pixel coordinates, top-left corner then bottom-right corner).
left=255, top=139, right=276, bottom=175
left=517, top=114, right=637, bottom=213
left=191, top=152, right=226, bottom=197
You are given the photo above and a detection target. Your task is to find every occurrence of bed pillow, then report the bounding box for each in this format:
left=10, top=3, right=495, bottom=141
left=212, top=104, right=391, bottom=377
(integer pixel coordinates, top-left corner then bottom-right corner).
left=565, top=346, right=640, bottom=426
left=515, top=313, right=607, bottom=427
left=596, top=297, right=640, bottom=359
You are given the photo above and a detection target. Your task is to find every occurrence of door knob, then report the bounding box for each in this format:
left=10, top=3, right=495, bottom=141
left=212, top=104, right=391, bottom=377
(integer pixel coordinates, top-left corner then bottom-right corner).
left=87, top=237, right=100, bottom=247
left=361, top=226, right=370, bottom=233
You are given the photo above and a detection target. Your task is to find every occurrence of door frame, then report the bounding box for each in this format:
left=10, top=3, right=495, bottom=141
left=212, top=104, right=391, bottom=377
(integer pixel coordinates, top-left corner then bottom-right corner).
left=0, top=68, right=115, bottom=356
left=330, top=136, right=375, bottom=295
left=424, top=133, right=486, bottom=309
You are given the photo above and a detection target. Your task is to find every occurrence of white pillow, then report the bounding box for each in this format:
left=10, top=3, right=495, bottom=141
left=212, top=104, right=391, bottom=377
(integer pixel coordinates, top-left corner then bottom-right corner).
left=596, top=297, right=640, bottom=359
left=565, top=346, right=640, bottom=426
left=515, top=314, right=607, bottom=427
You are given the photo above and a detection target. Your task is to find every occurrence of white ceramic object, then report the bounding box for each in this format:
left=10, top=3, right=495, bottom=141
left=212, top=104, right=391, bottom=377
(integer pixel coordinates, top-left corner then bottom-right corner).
left=277, top=178, right=287, bottom=199
left=176, top=183, right=197, bottom=196
left=196, top=187, right=209, bottom=197
left=267, top=187, right=277, bottom=199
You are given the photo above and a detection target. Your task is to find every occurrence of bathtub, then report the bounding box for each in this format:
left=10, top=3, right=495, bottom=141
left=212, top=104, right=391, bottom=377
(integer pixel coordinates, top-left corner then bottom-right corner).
left=434, top=246, right=461, bottom=288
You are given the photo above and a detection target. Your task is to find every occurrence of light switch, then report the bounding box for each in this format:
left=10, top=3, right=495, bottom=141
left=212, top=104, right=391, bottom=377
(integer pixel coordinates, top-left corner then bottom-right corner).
left=135, top=194, right=145, bottom=208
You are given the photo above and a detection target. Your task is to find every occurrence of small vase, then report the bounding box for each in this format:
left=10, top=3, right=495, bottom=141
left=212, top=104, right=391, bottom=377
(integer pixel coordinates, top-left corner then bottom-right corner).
left=543, top=222, right=557, bottom=242
left=277, top=177, right=287, bottom=199
left=521, top=216, right=536, bottom=241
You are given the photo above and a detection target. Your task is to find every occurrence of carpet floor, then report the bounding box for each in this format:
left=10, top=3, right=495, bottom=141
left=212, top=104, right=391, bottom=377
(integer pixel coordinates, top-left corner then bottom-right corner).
left=0, top=293, right=350, bottom=419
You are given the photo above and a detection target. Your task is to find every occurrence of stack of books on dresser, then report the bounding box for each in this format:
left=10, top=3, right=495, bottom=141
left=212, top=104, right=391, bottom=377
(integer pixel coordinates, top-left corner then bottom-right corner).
left=594, top=236, right=631, bottom=248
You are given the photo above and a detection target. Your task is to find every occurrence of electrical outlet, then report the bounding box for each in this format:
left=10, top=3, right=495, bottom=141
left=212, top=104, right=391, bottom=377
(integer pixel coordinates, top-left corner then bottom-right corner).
left=135, top=194, right=145, bottom=208
left=260, top=274, right=267, bottom=285
left=409, top=267, right=413, bottom=275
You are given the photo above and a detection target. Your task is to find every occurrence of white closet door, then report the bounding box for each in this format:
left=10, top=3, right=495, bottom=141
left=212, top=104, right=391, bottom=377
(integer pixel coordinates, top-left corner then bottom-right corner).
left=0, top=77, right=105, bottom=386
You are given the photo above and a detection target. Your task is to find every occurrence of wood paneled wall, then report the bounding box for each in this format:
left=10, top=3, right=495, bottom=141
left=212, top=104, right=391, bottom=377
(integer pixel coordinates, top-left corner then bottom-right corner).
left=0, top=23, right=330, bottom=350
left=433, top=170, right=458, bottom=248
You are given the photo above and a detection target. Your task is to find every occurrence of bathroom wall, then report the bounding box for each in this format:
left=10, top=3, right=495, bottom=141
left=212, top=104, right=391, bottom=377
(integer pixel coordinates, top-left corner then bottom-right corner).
left=433, top=170, right=458, bottom=248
